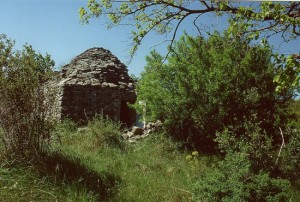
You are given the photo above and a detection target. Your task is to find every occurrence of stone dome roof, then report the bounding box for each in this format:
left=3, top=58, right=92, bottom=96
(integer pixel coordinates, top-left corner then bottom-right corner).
left=60, top=47, right=135, bottom=89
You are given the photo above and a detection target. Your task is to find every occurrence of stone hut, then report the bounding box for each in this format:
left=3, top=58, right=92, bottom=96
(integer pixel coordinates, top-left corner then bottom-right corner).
left=57, top=47, right=136, bottom=126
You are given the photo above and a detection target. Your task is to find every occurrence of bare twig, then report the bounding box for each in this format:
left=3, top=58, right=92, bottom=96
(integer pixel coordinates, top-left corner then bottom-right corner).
left=162, top=13, right=190, bottom=64
left=193, top=14, right=203, bottom=37
left=276, top=127, right=285, bottom=165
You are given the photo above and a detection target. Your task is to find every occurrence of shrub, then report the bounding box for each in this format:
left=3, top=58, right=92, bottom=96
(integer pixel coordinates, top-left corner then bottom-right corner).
left=279, top=126, right=300, bottom=184
left=193, top=151, right=291, bottom=201
left=193, top=122, right=298, bottom=201
left=87, top=116, right=125, bottom=149
left=288, top=99, right=300, bottom=123
left=0, top=34, right=56, bottom=161
left=215, top=123, right=275, bottom=173
left=135, top=32, right=293, bottom=151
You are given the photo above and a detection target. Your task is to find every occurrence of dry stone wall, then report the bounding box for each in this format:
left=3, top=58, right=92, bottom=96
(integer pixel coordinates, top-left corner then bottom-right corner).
left=56, top=47, right=136, bottom=125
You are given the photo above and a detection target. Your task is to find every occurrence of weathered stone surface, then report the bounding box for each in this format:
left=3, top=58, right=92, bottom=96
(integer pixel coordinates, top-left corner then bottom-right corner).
left=145, top=120, right=163, bottom=135
left=55, top=47, right=137, bottom=125
left=122, top=120, right=163, bottom=142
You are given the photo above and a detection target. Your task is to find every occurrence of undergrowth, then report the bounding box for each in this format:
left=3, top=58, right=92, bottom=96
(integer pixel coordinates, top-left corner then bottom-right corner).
left=52, top=118, right=206, bottom=201
left=0, top=166, right=97, bottom=201
left=1, top=118, right=300, bottom=201
left=0, top=119, right=209, bottom=201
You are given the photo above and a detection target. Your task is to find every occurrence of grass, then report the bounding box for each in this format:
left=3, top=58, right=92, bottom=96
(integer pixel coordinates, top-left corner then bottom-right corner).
left=0, top=166, right=97, bottom=201
left=1, top=118, right=300, bottom=201
left=0, top=119, right=210, bottom=201
left=51, top=119, right=208, bottom=201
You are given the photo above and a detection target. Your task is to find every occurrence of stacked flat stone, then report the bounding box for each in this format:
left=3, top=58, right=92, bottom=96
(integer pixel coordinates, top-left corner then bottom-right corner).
left=60, top=47, right=135, bottom=91
left=57, top=47, right=136, bottom=124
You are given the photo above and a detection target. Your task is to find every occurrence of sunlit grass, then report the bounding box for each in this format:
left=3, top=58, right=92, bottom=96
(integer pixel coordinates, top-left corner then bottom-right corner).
left=0, top=166, right=97, bottom=201
left=56, top=121, right=208, bottom=201
left=1, top=118, right=299, bottom=201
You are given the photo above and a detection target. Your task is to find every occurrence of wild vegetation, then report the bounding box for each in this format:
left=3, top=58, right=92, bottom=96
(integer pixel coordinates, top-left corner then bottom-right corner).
left=1, top=1, right=300, bottom=201
left=0, top=34, right=56, bottom=162
left=1, top=32, right=300, bottom=201
left=1, top=117, right=300, bottom=201
left=0, top=118, right=207, bottom=201
left=135, top=32, right=293, bottom=152
left=134, top=32, right=300, bottom=201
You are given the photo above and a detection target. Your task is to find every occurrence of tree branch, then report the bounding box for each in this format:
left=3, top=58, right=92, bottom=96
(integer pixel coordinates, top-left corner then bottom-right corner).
left=276, top=127, right=285, bottom=165
left=162, top=12, right=190, bottom=64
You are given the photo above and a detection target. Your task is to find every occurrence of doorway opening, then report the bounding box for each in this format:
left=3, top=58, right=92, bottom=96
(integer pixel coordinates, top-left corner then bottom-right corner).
left=120, top=100, right=136, bottom=128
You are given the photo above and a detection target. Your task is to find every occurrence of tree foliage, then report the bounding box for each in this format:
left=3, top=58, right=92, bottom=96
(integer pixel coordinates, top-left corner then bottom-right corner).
left=289, top=99, right=300, bottom=123
left=135, top=32, right=294, bottom=151
left=80, top=1, right=300, bottom=90
left=136, top=34, right=299, bottom=199
left=0, top=34, right=56, bottom=161
left=80, top=1, right=300, bottom=52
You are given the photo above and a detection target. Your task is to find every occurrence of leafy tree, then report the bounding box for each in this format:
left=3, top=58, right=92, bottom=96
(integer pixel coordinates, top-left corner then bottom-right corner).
left=136, top=34, right=300, bottom=199
left=79, top=1, right=300, bottom=53
left=135, top=32, right=294, bottom=151
left=79, top=1, right=300, bottom=90
left=0, top=34, right=56, bottom=161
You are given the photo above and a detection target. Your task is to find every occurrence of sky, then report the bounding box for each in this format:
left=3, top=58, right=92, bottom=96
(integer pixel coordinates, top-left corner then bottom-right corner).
left=0, top=0, right=299, bottom=76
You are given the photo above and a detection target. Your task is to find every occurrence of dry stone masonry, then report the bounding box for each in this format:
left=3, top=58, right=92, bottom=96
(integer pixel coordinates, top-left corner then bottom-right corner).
left=122, top=120, right=163, bottom=143
left=56, top=47, right=136, bottom=126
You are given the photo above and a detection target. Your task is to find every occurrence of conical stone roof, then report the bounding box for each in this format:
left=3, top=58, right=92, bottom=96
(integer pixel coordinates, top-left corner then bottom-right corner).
left=60, top=47, right=135, bottom=90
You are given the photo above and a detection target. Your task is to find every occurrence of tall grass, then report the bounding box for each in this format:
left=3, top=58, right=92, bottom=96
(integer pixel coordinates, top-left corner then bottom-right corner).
left=52, top=118, right=209, bottom=201
left=1, top=117, right=299, bottom=201
left=0, top=166, right=97, bottom=201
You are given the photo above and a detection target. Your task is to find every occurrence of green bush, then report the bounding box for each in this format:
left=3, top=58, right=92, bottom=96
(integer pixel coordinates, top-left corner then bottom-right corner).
left=135, top=32, right=293, bottom=151
left=193, top=122, right=299, bottom=201
left=88, top=116, right=125, bottom=150
left=193, top=151, right=290, bottom=201
left=288, top=99, right=300, bottom=123
left=279, top=126, right=300, bottom=184
left=0, top=34, right=56, bottom=161
left=215, top=123, right=275, bottom=173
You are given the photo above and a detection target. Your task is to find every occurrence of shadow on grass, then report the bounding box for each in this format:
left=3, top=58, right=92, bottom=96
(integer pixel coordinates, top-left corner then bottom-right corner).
left=36, top=152, right=122, bottom=201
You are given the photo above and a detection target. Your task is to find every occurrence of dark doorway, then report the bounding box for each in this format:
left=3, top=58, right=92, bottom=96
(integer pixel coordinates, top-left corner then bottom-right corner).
left=120, top=100, right=136, bottom=128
